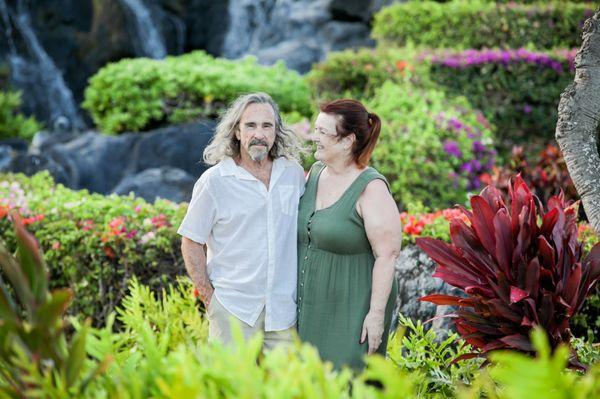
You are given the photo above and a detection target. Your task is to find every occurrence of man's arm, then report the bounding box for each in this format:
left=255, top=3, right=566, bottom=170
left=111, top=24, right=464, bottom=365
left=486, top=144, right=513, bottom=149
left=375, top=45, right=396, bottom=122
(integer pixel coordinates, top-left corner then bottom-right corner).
left=181, top=237, right=214, bottom=307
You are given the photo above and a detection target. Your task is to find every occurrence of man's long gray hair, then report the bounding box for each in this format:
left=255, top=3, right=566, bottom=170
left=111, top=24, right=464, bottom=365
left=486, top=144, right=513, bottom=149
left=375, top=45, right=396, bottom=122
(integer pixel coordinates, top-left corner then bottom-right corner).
left=203, top=92, right=303, bottom=165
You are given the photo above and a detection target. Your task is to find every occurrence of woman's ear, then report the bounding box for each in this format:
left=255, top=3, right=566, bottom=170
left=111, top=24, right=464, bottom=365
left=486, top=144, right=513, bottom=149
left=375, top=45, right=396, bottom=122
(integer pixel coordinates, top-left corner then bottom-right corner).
left=344, top=133, right=356, bottom=150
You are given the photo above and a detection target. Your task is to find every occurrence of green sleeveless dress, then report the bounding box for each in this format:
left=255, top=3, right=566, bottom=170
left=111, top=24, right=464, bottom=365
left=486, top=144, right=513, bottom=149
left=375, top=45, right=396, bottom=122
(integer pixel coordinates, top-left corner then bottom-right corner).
left=297, top=162, right=398, bottom=371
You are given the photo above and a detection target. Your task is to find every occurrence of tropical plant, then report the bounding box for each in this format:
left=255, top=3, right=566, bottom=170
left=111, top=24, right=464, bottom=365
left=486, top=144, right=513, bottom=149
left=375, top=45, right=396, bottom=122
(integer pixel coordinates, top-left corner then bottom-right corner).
left=0, top=211, right=109, bottom=397
left=416, top=176, right=600, bottom=368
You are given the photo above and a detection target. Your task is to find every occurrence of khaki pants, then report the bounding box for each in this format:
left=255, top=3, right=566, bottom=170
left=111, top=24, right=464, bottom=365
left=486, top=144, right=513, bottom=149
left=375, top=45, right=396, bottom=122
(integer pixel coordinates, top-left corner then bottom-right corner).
left=207, top=296, right=295, bottom=350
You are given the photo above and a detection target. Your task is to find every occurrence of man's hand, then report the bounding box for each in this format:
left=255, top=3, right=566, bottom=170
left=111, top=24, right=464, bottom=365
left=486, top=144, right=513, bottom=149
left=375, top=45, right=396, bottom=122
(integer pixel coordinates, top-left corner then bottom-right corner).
left=360, top=311, right=385, bottom=354
left=198, top=284, right=214, bottom=309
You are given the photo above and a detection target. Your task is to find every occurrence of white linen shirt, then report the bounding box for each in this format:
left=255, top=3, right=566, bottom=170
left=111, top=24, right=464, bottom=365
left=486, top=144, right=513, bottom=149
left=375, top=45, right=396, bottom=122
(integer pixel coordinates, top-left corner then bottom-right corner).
left=177, top=157, right=305, bottom=331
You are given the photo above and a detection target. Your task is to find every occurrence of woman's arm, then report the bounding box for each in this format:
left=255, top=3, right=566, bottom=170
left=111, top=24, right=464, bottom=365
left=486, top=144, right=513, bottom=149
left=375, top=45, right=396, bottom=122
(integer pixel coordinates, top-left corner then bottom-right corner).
left=357, top=179, right=402, bottom=354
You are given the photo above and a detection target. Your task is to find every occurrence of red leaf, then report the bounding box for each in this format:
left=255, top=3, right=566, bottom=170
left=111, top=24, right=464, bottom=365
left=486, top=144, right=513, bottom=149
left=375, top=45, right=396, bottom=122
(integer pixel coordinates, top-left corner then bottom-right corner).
left=563, top=263, right=582, bottom=310
left=500, top=334, right=533, bottom=352
left=525, top=258, right=540, bottom=301
left=416, top=237, right=479, bottom=281
left=480, top=185, right=506, bottom=214
left=537, top=236, right=556, bottom=269
left=509, top=286, right=529, bottom=303
left=494, top=208, right=513, bottom=277
left=470, top=196, right=497, bottom=256
left=420, top=294, right=473, bottom=307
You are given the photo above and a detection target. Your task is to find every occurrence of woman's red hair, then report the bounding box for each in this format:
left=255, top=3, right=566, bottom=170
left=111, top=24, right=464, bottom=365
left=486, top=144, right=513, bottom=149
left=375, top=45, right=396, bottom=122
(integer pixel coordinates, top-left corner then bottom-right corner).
left=320, top=99, right=381, bottom=168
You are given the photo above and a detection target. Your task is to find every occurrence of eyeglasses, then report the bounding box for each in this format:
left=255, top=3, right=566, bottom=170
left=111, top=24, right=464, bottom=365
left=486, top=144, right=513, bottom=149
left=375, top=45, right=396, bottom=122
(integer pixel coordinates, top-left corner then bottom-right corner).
left=313, top=128, right=337, bottom=138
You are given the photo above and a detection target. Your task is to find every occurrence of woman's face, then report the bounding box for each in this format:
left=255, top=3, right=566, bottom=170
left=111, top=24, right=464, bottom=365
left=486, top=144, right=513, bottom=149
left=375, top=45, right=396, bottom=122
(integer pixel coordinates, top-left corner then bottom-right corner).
left=312, top=112, right=350, bottom=163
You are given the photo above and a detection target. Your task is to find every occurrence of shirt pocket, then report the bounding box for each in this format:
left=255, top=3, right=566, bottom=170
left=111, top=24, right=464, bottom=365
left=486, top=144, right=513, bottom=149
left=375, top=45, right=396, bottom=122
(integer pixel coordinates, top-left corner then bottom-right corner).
left=278, top=185, right=298, bottom=216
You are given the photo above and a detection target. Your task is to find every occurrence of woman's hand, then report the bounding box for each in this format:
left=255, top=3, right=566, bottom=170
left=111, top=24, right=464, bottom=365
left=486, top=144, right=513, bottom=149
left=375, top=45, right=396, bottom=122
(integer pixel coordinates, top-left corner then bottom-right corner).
left=360, top=311, right=385, bottom=354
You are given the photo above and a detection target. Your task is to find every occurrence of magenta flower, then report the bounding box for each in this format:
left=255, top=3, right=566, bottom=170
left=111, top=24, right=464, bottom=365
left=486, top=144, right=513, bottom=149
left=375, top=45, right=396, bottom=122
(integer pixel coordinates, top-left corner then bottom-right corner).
left=443, top=140, right=463, bottom=158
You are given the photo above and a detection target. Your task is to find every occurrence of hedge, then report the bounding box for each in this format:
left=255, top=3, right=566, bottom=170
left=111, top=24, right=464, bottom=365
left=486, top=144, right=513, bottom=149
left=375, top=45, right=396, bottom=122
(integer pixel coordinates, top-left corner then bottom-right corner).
left=82, top=51, right=313, bottom=134
left=372, top=0, right=595, bottom=50
left=424, top=48, right=577, bottom=145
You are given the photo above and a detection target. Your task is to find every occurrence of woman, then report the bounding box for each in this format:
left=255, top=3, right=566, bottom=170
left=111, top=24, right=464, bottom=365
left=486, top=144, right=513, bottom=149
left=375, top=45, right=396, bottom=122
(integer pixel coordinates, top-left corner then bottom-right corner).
left=297, top=99, right=401, bottom=371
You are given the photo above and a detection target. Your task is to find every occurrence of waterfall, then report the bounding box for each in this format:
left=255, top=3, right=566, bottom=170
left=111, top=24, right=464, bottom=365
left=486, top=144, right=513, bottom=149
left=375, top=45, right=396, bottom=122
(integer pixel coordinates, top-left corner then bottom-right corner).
left=119, top=0, right=167, bottom=59
left=1, top=0, right=85, bottom=131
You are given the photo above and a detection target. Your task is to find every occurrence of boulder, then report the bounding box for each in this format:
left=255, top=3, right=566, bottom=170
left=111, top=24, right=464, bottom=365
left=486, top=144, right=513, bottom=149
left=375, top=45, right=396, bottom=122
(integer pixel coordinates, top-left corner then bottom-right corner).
left=393, top=244, right=462, bottom=337
left=112, top=166, right=196, bottom=203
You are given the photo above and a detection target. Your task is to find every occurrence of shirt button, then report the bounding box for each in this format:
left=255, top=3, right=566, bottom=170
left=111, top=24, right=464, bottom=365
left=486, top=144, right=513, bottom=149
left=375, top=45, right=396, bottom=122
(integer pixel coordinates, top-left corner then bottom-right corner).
left=302, top=269, right=305, bottom=274
left=304, top=256, right=308, bottom=260
left=300, top=283, right=304, bottom=287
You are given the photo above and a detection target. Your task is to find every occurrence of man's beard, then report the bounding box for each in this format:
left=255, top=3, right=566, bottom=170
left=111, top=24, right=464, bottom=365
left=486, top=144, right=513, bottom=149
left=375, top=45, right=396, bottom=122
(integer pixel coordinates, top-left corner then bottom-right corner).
left=248, top=139, right=269, bottom=161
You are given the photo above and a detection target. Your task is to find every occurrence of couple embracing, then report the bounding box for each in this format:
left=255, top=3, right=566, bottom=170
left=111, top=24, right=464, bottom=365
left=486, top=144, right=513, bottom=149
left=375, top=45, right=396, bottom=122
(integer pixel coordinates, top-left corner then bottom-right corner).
left=178, top=92, right=401, bottom=371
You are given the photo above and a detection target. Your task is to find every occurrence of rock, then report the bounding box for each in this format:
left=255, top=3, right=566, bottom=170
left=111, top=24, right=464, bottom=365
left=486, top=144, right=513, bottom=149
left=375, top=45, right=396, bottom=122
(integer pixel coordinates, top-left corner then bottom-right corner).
left=0, top=138, right=29, bottom=153
left=0, top=145, right=14, bottom=171
left=122, top=120, right=215, bottom=178
left=2, top=120, right=215, bottom=201
left=6, top=152, right=71, bottom=186
left=112, top=166, right=195, bottom=203
left=256, top=40, right=323, bottom=74
left=47, top=131, right=137, bottom=192
left=319, top=21, right=374, bottom=52
left=30, top=130, right=80, bottom=155
left=393, top=244, right=462, bottom=338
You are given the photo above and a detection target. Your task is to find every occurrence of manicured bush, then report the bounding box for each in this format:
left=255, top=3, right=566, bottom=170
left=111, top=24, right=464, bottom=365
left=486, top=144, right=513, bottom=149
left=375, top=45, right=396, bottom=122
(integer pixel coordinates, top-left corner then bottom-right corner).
left=307, top=47, right=423, bottom=100
left=82, top=51, right=312, bottom=134
left=0, top=90, right=42, bottom=140
left=417, top=176, right=600, bottom=367
left=368, top=81, right=497, bottom=209
left=425, top=48, right=577, bottom=144
left=373, top=1, right=594, bottom=50
left=0, top=172, right=187, bottom=326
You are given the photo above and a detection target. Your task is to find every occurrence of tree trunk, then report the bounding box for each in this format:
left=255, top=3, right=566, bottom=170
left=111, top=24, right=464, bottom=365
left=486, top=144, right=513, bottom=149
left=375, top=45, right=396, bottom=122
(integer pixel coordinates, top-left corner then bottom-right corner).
left=556, top=9, right=600, bottom=234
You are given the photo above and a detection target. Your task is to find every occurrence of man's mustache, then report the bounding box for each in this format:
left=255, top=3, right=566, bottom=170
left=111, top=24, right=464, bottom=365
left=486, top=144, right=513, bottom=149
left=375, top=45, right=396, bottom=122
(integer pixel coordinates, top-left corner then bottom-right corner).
left=249, top=138, right=268, bottom=147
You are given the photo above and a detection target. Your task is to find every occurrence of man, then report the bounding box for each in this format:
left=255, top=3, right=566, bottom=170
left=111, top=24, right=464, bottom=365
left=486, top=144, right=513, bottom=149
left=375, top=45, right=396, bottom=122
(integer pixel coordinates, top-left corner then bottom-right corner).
left=178, top=92, right=305, bottom=349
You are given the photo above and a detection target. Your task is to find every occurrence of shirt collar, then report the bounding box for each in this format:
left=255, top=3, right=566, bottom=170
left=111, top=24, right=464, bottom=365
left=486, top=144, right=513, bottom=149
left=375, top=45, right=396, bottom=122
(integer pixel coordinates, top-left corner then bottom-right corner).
left=220, top=157, right=292, bottom=184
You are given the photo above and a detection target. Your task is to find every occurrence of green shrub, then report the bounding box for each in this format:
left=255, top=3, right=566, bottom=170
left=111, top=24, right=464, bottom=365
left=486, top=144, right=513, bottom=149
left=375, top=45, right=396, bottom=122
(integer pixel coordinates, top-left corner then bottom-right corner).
left=373, top=0, right=594, bottom=50
left=367, top=81, right=497, bottom=209
left=0, top=172, right=187, bottom=326
left=82, top=51, right=312, bottom=134
left=425, top=48, right=576, bottom=145
left=307, top=47, right=426, bottom=100
left=0, top=90, right=43, bottom=140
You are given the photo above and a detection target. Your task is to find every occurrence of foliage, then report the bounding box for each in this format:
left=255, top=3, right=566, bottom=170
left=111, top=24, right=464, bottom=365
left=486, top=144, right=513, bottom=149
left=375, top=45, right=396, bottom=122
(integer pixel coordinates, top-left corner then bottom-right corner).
left=464, top=328, right=600, bottom=399
left=388, top=315, right=484, bottom=397
left=424, top=48, right=577, bottom=144
left=368, top=81, right=496, bottom=209
left=0, top=212, right=109, bottom=398
left=83, top=50, right=312, bottom=134
left=481, top=144, right=578, bottom=207
left=417, top=176, right=600, bottom=368
left=0, top=90, right=42, bottom=140
left=307, top=47, right=424, bottom=100
left=373, top=1, right=595, bottom=50
left=0, top=172, right=187, bottom=326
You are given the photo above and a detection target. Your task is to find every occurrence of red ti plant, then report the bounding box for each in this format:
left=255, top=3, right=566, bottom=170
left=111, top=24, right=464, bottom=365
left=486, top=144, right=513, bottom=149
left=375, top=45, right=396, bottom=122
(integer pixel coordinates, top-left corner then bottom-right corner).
left=416, top=176, right=600, bottom=367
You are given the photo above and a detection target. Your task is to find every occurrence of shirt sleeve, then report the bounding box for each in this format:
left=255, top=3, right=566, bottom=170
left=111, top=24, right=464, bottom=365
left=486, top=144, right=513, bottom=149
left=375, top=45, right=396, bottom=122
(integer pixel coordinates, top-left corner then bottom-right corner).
left=177, top=174, right=216, bottom=244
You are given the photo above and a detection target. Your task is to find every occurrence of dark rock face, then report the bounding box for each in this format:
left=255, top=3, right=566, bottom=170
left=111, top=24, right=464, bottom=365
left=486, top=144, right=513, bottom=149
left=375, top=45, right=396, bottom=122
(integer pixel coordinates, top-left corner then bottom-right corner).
left=393, top=245, right=462, bottom=337
left=1, top=120, right=215, bottom=203
left=112, top=166, right=196, bottom=203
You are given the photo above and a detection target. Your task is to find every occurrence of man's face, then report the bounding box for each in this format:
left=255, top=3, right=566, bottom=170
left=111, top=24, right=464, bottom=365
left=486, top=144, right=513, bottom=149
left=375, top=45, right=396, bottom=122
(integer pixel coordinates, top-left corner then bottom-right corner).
left=236, top=103, right=277, bottom=162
